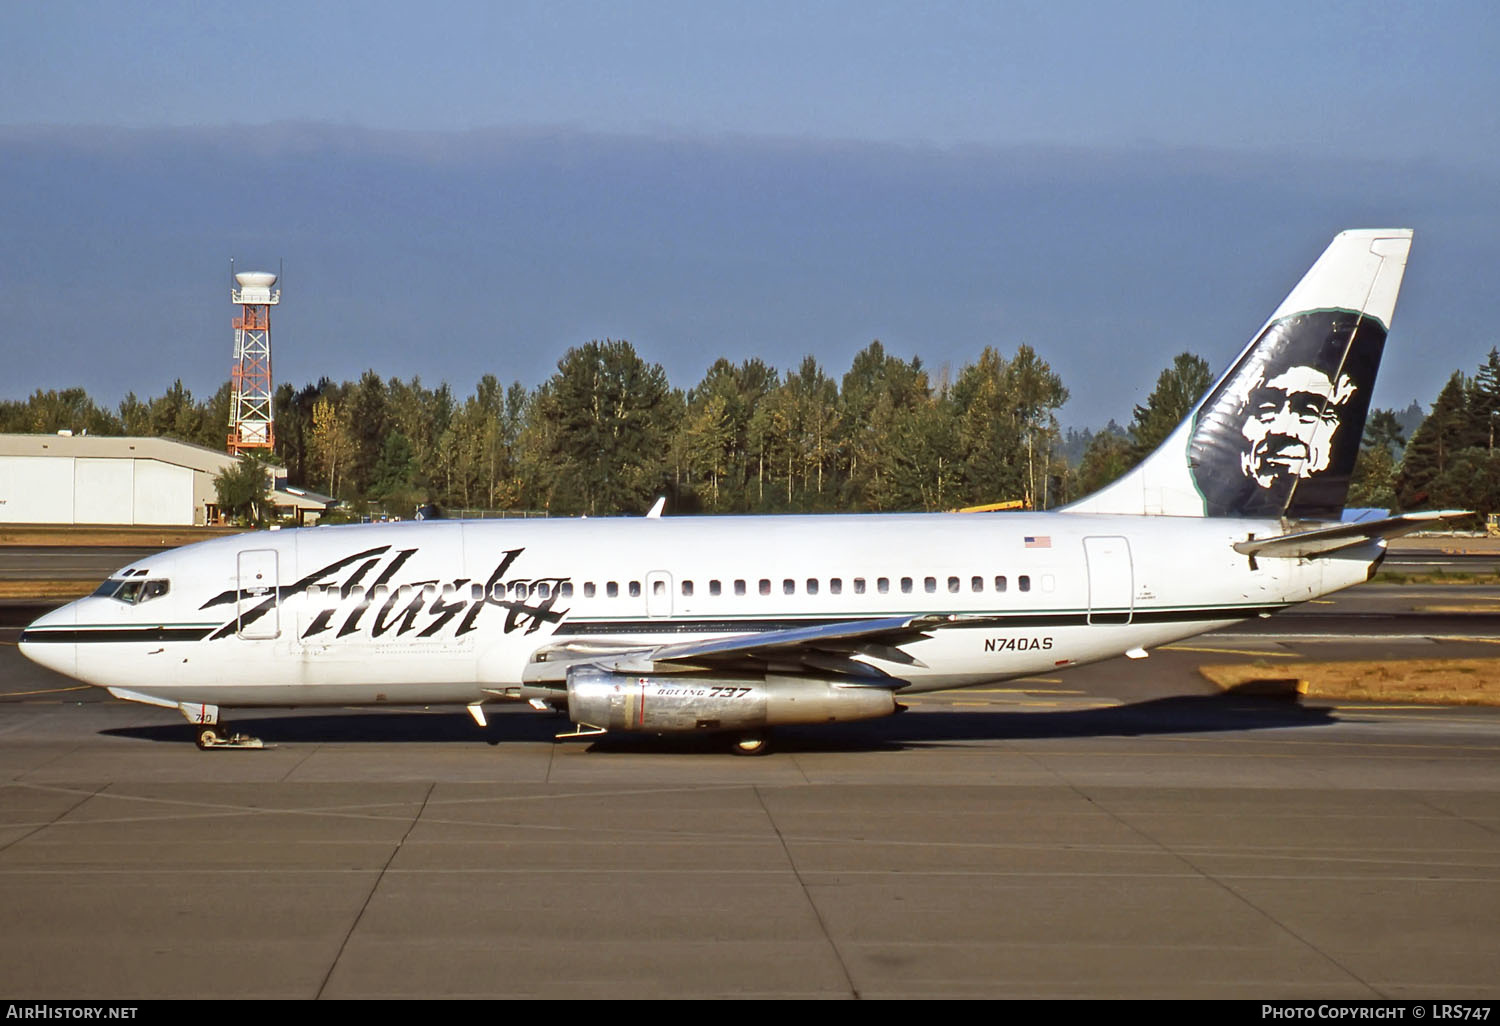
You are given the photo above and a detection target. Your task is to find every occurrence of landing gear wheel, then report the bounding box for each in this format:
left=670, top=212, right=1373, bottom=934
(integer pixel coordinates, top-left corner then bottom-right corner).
left=732, top=731, right=770, bottom=756
left=195, top=726, right=220, bottom=750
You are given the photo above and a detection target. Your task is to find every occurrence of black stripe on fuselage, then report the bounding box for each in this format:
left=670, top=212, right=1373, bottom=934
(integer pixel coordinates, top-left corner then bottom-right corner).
left=17, top=604, right=1286, bottom=645
left=19, top=626, right=218, bottom=644
left=560, top=605, right=1287, bottom=636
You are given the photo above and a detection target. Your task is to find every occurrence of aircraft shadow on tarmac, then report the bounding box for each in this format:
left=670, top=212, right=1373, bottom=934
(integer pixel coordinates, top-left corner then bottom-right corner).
left=102, top=691, right=1340, bottom=754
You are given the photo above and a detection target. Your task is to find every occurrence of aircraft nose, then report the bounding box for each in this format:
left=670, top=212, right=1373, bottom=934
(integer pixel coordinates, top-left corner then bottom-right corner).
left=18, top=602, right=79, bottom=681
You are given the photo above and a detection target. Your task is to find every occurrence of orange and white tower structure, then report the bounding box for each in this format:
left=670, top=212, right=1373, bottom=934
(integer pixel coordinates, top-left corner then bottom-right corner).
left=228, top=270, right=278, bottom=454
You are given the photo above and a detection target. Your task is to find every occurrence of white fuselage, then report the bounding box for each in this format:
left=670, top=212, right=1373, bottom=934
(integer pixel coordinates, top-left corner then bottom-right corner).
left=20, top=511, right=1379, bottom=710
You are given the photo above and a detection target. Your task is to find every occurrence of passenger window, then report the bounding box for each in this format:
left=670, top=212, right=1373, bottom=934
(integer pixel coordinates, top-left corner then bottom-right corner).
left=607, top=582, right=619, bottom=598
left=854, top=578, right=866, bottom=595
left=995, top=576, right=1007, bottom=593
left=709, top=580, right=722, bottom=596
left=681, top=580, right=693, bottom=597
left=535, top=583, right=550, bottom=599
left=783, top=579, right=795, bottom=595
left=584, top=582, right=596, bottom=598
left=924, top=577, right=936, bottom=593
left=878, top=577, right=890, bottom=594
left=948, top=576, right=960, bottom=594
left=830, top=578, right=842, bottom=595
left=629, top=581, right=641, bottom=598
left=423, top=584, right=438, bottom=600
left=735, top=580, right=747, bottom=596
left=471, top=583, right=484, bottom=601
left=971, top=576, right=983, bottom=593
left=806, top=578, right=818, bottom=595
left=759, top=579, right=771, bottom=596
left=561, top=582, right=574, bottom=598
left=901, top=577, right=913, bottom=594
left=1019, top=575, right=1031, bottom=593
left=652, top=580, right=665, bottom=596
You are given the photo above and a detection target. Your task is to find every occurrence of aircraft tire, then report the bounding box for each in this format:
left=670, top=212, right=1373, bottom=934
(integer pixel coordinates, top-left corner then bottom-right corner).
left=731, top=732, right=770, bottom=756
left=195, top=726, right=219, bottom=750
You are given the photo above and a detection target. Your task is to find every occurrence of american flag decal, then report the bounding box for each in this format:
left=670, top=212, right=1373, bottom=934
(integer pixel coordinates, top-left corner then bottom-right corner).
left=1024, top=536, right=1051, bottom=548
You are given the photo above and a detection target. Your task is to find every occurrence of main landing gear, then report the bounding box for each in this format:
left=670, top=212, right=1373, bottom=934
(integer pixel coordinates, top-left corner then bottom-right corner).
left=731, top=731, right=771, bottom=756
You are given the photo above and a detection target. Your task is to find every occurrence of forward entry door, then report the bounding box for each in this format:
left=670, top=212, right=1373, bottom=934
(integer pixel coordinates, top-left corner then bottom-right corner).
left=236, top=549, right=280, bottom=639
left=1083, top=536, right=1133, bottom=625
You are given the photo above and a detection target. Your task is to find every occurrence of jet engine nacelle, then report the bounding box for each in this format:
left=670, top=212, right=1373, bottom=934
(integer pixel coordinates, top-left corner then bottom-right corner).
left=565, top=667, right=900, bottom=733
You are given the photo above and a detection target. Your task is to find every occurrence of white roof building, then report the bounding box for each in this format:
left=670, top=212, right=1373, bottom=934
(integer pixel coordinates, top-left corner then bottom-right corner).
left=0, top=433, right=334, bottom=526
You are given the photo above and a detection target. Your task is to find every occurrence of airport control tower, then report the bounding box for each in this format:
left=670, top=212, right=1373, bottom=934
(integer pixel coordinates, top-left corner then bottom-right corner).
left=228, top=270, right=278, bottom=455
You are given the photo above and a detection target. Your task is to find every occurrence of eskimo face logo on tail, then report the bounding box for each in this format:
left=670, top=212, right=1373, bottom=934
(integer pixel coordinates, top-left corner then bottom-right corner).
left=1188, top=309, right=1385, bottom=520
left=1238, top=365, right=1358, bottom=488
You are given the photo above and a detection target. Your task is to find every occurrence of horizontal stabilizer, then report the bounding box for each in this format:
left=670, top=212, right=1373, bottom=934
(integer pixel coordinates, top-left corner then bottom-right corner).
left=1232, top=510, right=1470, bottom=558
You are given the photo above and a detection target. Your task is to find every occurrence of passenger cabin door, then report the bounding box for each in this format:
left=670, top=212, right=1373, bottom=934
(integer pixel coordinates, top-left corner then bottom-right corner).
left=237, top=549, right=280, bottom=639
left=1083, top=536, right=1133, bottom=625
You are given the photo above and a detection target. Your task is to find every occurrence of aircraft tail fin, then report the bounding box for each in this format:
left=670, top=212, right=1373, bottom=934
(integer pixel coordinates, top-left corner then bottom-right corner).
left=1066, top=229, right=1413, bottom=520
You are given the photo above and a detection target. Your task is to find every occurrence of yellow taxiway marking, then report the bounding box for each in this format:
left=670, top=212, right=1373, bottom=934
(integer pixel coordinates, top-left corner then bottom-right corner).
left=1309, top=600, right=1335, bottom=605
left=1162, top=645, right=1296, bottom=657
left=3, top=685, right=90, bottom=697
left=957, top=686, right=1080, bottom=694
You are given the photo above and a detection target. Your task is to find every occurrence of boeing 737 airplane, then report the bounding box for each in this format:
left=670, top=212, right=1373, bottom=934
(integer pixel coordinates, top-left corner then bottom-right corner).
left=19, top=229, right=1461, bottom=753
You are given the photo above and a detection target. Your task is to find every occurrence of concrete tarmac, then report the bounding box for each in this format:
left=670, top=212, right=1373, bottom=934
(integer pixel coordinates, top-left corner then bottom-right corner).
left=2, top=580, right=1499, bottom=998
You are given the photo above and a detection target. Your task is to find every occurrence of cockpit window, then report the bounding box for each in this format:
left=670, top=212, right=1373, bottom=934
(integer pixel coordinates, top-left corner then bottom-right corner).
left=101, top=579, right=170, bottom=604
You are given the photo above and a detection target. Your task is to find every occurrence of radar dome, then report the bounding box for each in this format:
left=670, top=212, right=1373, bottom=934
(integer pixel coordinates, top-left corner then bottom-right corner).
left=234, top=271, right=278, bottom=288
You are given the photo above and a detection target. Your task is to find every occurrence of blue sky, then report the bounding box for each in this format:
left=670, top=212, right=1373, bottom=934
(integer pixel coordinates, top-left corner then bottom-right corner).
left=3, top=1, right=1498, bottom=425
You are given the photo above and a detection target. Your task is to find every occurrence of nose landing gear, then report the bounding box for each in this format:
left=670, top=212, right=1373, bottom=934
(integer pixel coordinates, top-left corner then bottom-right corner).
left=194, top=723, right=266, bottom=750
left=180, top=704, right=265, bottom=750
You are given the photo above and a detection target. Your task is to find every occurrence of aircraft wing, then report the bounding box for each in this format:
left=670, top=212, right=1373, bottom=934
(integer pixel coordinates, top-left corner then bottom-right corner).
left=518, top=614, right=958, bottom=687
left=1233, top=510, right=1471, bottom=558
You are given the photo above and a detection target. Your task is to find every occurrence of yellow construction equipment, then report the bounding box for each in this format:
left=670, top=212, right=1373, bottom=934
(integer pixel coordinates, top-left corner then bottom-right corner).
left=951, top=499, right=1030, bottom=513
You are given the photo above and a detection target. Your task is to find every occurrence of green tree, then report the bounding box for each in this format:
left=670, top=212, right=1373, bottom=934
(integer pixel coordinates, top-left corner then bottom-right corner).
left=1397, top=373, right=1470, bottom=509
left=838, top=341, right=930, bottom=509
left=1128, top=353, right=1212, bottom=462
left=309, top=395, right=356, bottom=497
left=1077, top=429, right=1133, bottom=496
left=213, top=455, right=273, bottom=525
left=529, top=340, right=678, bottom=514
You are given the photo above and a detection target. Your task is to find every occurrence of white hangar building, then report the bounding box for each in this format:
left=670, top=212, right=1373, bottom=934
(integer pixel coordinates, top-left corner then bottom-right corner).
left=0, top=433, right=333, bottom=526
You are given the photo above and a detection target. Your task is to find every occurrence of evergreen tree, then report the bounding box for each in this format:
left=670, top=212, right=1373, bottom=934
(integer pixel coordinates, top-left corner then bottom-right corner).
left=529, top=340, right=677, bottom=515
left=1128, top=353, right=1212, bottom=462
left=1396, top=372, right=1471, bottom=509
left=1076, top=430, right=1133, bottom=496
